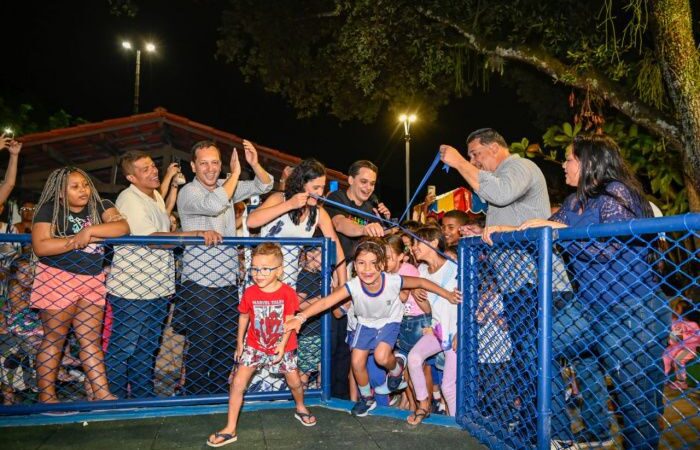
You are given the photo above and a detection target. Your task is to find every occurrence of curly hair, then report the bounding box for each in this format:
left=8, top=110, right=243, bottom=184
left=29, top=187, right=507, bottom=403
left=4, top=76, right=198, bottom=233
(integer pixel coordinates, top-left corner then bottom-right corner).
left=284, top=158, right=326, bottom=225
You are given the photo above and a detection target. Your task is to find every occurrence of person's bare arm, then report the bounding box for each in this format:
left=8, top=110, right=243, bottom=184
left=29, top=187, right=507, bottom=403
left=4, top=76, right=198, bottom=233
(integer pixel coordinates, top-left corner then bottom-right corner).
left=401, top=275, right=462, bottom=305
left=236, top=313, right=250, bottom=360
left=0, top=140, right=21, bottom=205
left=242, top=140, right=272, bottom=185
left=159, top=163, right=180, bottom=198
left=440, top=145, right=481, bottom=191
left=284, top=285, right=351, bottom=333
left=331, top=215, right=385, bottom=238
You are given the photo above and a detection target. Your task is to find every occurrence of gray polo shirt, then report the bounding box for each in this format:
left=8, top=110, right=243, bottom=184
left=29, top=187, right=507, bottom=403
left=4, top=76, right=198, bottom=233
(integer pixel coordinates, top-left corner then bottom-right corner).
left=177, top=175, right=273, bottom=288
left=477, top=154, right=550, bottom=226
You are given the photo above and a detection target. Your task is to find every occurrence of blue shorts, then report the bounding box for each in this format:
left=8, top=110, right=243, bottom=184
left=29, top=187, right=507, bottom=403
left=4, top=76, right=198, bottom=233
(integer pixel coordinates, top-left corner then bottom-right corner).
left=351, top=322, right=401, bottom=351
left=346, top=329, right=356, bottom=349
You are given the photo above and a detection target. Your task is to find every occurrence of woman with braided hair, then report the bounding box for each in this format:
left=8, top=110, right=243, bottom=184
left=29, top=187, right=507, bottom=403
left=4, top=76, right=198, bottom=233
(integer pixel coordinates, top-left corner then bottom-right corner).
left=31, top=167, right=129, bottom=403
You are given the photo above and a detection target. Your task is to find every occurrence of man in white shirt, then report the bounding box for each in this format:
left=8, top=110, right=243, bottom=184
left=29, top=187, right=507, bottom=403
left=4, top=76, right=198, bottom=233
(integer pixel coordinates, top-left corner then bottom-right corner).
left=105, top=151, right=220, bottom=398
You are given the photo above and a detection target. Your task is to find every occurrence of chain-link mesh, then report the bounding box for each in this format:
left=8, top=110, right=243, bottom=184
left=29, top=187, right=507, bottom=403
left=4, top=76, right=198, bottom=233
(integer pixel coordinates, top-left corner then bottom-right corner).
left=458, top=229, right=546, bottom=449
left=458, top=215, right=700, bottom=450
left=0, top=235, right=331, bottom=414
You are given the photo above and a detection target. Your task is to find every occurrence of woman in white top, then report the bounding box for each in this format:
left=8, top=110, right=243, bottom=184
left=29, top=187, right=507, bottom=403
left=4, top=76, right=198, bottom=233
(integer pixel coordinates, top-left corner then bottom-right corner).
left=247, top=159, right=346, bottom=288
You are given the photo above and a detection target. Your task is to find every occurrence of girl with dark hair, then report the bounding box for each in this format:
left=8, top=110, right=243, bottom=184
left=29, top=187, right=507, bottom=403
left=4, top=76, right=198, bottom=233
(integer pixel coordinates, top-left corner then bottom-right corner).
left=407, top=226, right=459, bottom=423
left=284, top=238, right=460, bottom=418
left=247, top=159, right=345, bottom=289
left=509, top=134, right=667, bottom=448
left=374, top=234, right=429, bottom=412
left=31, top=167, right=129, bottom=403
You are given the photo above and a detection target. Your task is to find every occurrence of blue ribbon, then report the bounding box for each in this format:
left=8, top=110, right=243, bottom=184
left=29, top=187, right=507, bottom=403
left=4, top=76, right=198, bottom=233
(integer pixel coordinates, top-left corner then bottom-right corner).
left=313, top=193, right=456, bottom=264
left=399, top=151, right=444, bottom=224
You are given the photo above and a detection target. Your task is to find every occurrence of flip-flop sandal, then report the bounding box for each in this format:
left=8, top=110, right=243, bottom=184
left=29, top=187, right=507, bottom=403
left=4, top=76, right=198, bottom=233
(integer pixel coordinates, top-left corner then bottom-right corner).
left=407, top=407, right=430, bottom=426
left=206, top=432, right=238, bottom=447
left=294, top=411, right=317, bottom=427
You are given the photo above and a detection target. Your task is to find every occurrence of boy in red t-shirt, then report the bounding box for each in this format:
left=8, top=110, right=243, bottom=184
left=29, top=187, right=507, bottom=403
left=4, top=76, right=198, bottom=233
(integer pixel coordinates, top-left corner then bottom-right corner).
left=207, top=243, right=316, bottom=447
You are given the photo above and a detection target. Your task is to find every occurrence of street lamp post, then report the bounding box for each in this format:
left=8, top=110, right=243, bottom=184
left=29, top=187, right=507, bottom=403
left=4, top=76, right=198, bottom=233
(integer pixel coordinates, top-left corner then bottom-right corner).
left=399, top=113, right=417, bottom=210
left=122, top=41, right=156, bottom=114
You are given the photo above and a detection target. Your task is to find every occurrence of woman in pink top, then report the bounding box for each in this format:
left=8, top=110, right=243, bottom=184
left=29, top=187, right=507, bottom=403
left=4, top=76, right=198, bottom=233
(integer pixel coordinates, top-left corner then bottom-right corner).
left=663, top=299, right=700, bottom=391
left=374, top=234, right=431, bottom=410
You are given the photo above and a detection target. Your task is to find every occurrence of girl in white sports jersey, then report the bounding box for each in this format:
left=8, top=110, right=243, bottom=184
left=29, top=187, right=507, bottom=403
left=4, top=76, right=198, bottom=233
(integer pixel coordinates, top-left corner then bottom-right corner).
left=285, top=238, right=461, bottom=417
left=247, top=158, right=346, bottom=288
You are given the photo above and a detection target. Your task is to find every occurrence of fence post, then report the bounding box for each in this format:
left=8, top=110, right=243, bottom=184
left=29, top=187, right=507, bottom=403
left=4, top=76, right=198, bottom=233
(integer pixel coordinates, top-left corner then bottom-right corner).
left=456, top=237, right=480, bottom=425
left=320, top=238, right=335, bottom=402
left=536, top=227, right=553, bottom=450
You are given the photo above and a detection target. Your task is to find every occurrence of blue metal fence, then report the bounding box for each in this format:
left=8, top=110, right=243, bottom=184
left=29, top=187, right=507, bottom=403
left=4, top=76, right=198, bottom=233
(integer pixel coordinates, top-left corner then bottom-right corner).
left=457, top=214, right=700, bottom=449
left=0, top=236, right=335, bottom=417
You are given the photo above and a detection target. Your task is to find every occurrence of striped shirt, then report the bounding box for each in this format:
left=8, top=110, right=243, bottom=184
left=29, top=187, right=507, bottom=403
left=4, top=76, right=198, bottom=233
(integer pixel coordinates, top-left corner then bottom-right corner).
left=177, top=175, right=273, bottom=287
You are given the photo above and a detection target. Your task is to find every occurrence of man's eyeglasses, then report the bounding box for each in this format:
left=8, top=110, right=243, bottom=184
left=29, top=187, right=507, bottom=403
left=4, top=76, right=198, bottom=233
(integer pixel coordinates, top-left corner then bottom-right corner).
left=20, top=207, right=35, bottom=212
left=249, top=266, right=281, bottom=276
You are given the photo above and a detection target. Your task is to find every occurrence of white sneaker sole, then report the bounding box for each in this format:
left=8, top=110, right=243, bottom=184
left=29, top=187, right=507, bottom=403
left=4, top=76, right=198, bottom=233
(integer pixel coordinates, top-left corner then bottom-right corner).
left=352, top=401, right=377, bottom=417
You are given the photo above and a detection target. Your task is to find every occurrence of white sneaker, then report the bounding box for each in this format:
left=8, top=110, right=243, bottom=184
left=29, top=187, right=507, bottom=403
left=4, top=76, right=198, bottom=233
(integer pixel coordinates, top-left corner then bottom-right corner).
left=551, top=438, right=615, bottom=449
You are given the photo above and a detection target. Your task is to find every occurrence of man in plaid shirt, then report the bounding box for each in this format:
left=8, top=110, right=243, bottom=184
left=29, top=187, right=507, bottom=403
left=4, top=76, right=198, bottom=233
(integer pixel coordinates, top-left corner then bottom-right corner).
left=177, top=139, right=273, bottom=395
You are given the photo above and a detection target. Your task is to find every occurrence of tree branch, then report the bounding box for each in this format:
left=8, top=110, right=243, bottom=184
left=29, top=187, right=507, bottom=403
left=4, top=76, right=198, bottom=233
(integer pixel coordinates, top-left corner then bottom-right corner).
left=416, top=6, right=682, bottom=149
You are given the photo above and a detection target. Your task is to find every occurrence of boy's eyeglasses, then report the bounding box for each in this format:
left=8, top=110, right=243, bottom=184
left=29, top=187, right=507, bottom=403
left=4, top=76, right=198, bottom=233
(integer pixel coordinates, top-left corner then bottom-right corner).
left=249, top=266, right=281, bottom=276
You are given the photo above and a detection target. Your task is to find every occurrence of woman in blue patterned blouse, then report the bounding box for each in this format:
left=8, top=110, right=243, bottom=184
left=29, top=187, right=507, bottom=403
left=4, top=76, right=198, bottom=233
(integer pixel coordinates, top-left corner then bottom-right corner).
left=518, top=134, right=668, bottom=449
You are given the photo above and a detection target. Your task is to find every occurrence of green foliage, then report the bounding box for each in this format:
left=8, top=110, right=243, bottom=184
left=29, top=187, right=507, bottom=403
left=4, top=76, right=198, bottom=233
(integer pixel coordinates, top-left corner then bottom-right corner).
left=0, top=97, right=86, bottom=137
left=107, top=0, right=138, bottom=17
left=214, top=0, right=689, bottom=210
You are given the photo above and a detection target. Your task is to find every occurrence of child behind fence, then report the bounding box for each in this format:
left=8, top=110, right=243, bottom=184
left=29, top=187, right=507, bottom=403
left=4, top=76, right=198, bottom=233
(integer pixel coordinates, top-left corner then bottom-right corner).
left=296, top=247, right=323, bottom=389
left=476, top=278, right=515, bottom=421
left=663, top=299, right=700, bottom=391
left=375, top=234, right=428, bottom=411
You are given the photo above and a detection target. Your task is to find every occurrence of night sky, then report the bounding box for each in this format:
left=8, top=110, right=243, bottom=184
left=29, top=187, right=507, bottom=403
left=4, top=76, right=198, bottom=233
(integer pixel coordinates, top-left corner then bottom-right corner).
left=5, top=0, right=566, bottom=210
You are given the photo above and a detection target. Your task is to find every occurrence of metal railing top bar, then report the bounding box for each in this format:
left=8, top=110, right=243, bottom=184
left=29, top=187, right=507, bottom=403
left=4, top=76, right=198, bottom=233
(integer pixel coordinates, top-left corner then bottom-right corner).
left=461, top=229, right=545, bottom=246
left=556, top=213, right=700, bottom=240
left=0, top=235, right=330, bottom=246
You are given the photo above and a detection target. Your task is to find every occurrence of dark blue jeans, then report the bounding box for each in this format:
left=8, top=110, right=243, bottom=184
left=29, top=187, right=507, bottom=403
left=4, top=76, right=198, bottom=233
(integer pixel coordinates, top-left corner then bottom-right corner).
left=551, top=293, right=669, bottom=449
left=177, top=281, right=238, bottom=395
left=105, top=295, right=169, bottom=399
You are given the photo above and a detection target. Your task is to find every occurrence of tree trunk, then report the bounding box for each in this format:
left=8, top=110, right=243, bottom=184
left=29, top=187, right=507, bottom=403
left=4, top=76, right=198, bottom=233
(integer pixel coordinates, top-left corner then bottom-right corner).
left=652, top=0, right=700, bottom=212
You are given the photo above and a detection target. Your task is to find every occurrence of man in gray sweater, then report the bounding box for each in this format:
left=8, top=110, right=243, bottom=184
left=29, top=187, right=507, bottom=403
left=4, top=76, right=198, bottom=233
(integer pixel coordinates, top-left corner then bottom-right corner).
left=440, top=128, right=551, bottom=446
left=440, top=128, right=550, bottom=228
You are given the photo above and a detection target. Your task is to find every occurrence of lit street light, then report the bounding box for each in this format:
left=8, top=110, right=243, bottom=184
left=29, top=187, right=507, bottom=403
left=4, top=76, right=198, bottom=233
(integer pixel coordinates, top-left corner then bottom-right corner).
left=121, top=40, right=156, bottom=114
left=399, top=113, right=417, bottom=209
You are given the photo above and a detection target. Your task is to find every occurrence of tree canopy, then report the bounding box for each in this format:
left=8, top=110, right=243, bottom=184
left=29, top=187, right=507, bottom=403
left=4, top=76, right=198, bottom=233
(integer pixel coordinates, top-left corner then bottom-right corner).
left=217, top=0, right=700, bottom=211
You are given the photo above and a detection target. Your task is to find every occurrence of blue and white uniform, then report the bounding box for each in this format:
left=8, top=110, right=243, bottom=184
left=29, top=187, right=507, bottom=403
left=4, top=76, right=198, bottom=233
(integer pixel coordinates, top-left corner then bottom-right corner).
left=345, top=272, right=404, bottom=351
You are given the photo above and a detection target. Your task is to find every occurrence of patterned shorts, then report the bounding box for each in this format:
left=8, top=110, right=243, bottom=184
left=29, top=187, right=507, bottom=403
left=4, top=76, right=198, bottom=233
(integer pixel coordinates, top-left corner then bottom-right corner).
left=239, top=346, right=298, bottom=374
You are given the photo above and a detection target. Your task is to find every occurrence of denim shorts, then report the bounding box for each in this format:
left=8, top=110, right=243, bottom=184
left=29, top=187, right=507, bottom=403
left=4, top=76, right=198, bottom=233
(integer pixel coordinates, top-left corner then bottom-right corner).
left=396, top=313, right=432, bottom=356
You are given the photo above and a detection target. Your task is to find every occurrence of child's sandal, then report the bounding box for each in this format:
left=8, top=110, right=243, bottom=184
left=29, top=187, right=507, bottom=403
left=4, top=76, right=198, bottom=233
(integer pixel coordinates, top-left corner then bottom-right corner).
left=407, top=407, right=430, bottom=425
left=206, top=431, right=238, bottom=447
left=294, top=411, right=317, bottom=427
